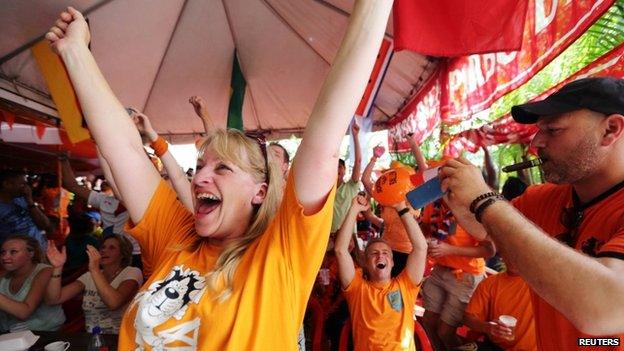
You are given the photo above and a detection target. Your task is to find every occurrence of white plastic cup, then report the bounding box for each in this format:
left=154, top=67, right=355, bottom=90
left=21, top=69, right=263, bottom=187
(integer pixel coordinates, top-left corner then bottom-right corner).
left=45, top=341, right=70, bottom=351
left=319, top=268, right=330, bottom=285
left=498, top=315, right=517, bottom=340
left=498, top=315, right=517, bottom=328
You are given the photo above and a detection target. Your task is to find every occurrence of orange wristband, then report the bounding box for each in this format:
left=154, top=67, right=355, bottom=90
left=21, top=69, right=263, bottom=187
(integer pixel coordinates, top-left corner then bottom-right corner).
left=150, top=136, right=168, bottom=157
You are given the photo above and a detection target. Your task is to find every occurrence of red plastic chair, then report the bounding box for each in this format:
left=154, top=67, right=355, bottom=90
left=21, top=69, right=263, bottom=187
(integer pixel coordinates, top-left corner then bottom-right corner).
left=307, top=297, right=327, bottom=351
left=414, top=319, right=434, bottom=351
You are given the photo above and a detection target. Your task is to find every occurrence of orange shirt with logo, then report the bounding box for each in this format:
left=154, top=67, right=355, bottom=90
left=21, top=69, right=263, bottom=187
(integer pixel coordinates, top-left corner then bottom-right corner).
left=465, top=272, right=537, bottom=351
left=513, top=184, right=624, bottom=351
left=343, top=269, right=420, bottom=351
left=118, top=173, right=335, bottom=350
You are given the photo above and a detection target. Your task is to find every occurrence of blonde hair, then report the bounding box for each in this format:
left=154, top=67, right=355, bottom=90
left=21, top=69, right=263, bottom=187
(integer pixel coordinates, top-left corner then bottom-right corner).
left=195, top=129, right=283, bottom=301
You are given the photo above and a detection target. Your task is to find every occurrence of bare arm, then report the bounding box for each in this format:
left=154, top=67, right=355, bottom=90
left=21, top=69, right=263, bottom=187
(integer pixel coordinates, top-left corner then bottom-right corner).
left=85, top=245, right=140, bottom=310
left=362, top=155, right=378, bottom=195
left=363, top=208, right=383, bottom=229
left=0, top=268, right=52, bottom=320
left=428, top=239, right=495, bottom=259
left=482, top=201, right=624, bottom=334
left=22, top=186, right=51, bottom=231
left=44, top=241, right=85, bottom=304
left=59, top=156, right=91, bottom=201
left=96, top=147, right=122, bottom=201
left=407, top=133, right=428, bottom=172
left=394, top=202, right=427, bottom=284
left=335, top=195, right=369, bottom=289
left=47, top=8, right=160, bottom=223
left=350, top=122, right=362, bottom=182
left=293, top=0, right=393, bottom=214
left=441, top=157, right=624, bottom=335
left=189, top=96, right=215, bottom=133
left=134, top=113, right=193, bottom=212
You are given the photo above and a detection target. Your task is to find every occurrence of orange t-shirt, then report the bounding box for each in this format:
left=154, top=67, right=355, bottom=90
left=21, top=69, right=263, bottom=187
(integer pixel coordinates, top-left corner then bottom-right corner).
left=380, top=206, right=413, bottom=254
left=343, top=269, right=421, bottom=351
left=464, top=272, right=537, bottom=351
left=118, top=173, right=335, bottom=350
left=421, top=203, right=485, bottom=275
left=513, top=184, right=624, bottom=351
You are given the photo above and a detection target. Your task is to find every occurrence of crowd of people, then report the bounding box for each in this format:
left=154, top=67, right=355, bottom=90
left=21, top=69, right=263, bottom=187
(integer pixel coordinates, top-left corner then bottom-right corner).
left=0, top=1, right=622, bottom=350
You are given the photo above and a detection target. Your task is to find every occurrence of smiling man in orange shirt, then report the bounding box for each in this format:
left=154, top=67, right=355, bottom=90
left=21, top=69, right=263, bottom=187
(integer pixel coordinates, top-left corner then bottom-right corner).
left=335, top=194, right=427, bottom=350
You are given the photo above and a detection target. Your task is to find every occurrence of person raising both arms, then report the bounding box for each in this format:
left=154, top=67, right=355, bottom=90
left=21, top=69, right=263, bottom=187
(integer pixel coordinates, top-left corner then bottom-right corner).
left=44, top=1, right=394, bottom=349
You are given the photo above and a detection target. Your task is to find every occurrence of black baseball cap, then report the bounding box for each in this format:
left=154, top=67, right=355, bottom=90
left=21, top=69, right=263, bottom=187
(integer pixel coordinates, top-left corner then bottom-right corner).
left=511, top=77, right=624, bottom=124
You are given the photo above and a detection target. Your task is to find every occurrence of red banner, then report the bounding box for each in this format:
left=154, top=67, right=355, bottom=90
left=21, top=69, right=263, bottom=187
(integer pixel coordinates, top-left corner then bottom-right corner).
left=443, top=117, right=537, bottom=157
left=444, top=41, right=624, bottom=157
left=393, top=0, right=527, bottom=57
left=441, top=0, right=614, bottom=124
left=388, top=69, right=441, bottom=152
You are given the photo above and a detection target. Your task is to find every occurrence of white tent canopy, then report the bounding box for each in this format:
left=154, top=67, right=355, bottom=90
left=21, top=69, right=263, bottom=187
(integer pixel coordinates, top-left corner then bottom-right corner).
left=1, top=0, right=436, bottom=143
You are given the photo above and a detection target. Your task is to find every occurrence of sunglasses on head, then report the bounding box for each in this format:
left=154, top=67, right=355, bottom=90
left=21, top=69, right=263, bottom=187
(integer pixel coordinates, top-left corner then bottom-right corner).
left=244, top=131, right=270, bottom=184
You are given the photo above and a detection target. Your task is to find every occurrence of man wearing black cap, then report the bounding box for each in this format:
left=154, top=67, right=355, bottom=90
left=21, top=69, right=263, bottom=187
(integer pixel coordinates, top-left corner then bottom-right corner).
left=438, top=77, right=624, bottom=350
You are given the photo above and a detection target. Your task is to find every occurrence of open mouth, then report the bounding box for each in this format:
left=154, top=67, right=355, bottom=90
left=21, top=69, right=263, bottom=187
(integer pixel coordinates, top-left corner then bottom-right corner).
left=196, top=193, right=222, bottom=215
left=376, top=262, right=386, bottom=269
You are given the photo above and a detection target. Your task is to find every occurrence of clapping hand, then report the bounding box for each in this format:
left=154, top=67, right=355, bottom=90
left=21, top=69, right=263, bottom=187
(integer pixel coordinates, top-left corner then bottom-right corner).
left=46, top=241, right=67, bottom=269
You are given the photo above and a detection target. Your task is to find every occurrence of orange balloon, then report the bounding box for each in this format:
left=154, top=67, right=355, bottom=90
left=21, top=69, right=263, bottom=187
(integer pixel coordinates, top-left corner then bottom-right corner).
left=371, top=167, right=414, bottom=206
left=390, top=160, right=416, bottom=174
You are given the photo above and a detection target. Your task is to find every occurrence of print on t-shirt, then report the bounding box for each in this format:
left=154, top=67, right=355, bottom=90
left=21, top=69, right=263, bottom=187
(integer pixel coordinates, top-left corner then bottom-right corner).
left=387, top=290, right=403, bottom=311
left=133, top=265, right=205, bottom=350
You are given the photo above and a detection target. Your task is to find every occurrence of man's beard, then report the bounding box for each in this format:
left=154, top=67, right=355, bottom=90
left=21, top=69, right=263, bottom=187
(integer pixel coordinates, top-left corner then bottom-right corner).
left=539, top=136, right=602, bottom=184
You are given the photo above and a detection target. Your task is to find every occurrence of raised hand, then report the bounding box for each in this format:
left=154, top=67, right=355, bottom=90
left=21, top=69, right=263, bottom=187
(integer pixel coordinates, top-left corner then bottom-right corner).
left=373, top=145, right=385, bottom=158
left=133, top=112, right=158, bottom=141
left=189, top=96, right=208, bottom=118
left=85, top=245, right=102, bottom=272
left=45, top=7, right=90, bottom=55
left=46, top=241, right=67, bottom=268
left=350, top=193, right=370, bottom=213
left=439, top=157, right=491, bottom=215
left=351, top=120, right=360, bottom=135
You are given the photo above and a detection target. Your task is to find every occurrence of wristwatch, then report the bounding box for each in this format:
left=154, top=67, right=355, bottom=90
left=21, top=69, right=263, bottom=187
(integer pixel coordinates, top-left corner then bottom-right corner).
left=397, top=207, right=410, bottom=217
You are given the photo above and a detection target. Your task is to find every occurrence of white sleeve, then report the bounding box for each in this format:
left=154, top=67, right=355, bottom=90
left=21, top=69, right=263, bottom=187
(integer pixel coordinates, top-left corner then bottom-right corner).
left=120, top=267, right=144, bottom=286
left=77, top=272, right=91, bottom=286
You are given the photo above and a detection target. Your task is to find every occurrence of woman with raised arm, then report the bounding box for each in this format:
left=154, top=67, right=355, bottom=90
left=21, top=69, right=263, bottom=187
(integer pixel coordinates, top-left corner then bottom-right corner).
left=45, top=235, right=142, bottom=334
left=45, top=1, right=393, bottom=349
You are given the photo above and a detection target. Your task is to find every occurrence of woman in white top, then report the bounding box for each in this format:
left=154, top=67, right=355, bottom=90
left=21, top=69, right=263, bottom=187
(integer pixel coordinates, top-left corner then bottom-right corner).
left=46, top=234, right=142, bottom=334
left=0, top=235, right=65, bottom=332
